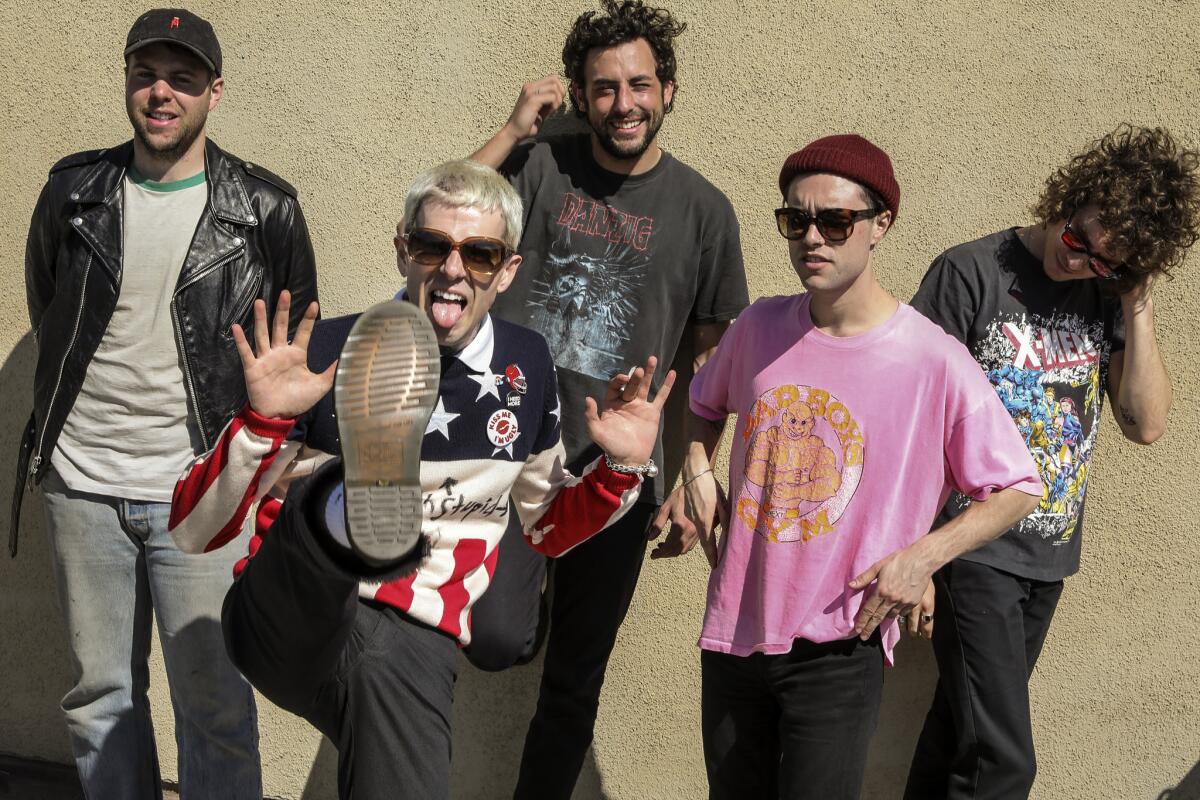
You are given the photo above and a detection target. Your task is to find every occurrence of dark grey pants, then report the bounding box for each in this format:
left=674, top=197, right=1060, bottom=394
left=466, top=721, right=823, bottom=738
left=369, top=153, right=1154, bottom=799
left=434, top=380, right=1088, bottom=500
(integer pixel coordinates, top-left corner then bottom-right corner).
left=701, top=634, right=884, bottom=800
left=222, top=465, right=457, bottom=800
left=904, top=558, right=1064, bottom=800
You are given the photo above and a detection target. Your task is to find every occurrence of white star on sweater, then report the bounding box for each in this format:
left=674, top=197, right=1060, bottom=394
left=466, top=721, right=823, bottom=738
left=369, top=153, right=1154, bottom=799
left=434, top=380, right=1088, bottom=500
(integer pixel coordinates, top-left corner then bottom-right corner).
left=469, top=368, right=501, bottom=402
left=550, top=393, right=562, bottom=424
left=492, top=443, right=515, bottom=459
left=425, top=397, right=459, bottom=440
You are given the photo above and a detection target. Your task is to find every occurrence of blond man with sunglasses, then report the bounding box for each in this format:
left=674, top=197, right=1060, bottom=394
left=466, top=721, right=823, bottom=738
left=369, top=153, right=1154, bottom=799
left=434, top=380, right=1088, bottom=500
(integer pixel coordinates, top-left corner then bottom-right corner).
left=663, top=134, right=1043, bottom=800
left=905, top=125, right=1200, bottom=800
left=168, top=160, right=676, bottom=800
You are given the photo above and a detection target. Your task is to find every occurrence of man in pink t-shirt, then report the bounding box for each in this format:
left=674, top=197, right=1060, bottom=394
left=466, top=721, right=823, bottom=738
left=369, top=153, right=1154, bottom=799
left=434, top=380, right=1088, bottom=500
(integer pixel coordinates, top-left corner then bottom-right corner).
left=653, top=135, right=1043, bottom=800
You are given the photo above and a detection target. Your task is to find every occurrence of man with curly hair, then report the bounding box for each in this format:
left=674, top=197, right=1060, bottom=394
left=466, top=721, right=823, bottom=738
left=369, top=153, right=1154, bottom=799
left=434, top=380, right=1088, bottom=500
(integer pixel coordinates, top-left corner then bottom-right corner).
left=905, top=125, right=1200, bottom=800
left=471, top=2, right=748, bottom=796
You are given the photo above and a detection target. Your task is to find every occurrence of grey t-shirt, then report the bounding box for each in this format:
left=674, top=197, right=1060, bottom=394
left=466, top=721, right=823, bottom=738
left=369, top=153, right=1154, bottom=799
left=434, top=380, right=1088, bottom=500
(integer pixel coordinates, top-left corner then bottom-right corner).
left=911, top=227, right=1125, bottom=581
left=494, top=135, right=749, bottom=503
left=53, top=171, right=206, bottom=502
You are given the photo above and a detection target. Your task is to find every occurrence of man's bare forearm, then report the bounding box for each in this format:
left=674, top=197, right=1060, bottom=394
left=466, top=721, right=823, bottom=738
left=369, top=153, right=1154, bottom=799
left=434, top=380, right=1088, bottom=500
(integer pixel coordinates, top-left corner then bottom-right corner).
left=1111, top=294, right=1172, bottom=444
left=907, top=487, right=1039, bottom=574
left=684, top=412, right=724, bottom=481
left=469, top=126, right=521, bottom=170
left=692, top=320, right=730, bottom=374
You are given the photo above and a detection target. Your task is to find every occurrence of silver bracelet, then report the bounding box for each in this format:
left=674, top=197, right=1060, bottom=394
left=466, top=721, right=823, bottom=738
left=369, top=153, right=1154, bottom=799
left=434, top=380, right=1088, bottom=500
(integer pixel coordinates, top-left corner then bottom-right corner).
left=604, top=454, right=659, bottom=478
left=681, top=468, right=713, bottom=487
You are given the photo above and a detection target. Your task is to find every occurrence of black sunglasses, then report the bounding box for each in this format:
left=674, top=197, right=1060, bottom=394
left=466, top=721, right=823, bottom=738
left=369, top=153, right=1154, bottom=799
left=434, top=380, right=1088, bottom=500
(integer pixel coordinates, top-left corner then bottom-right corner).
left=404, top=227, right=512, bottom=276
left=774, top=207, right=880, bottom=243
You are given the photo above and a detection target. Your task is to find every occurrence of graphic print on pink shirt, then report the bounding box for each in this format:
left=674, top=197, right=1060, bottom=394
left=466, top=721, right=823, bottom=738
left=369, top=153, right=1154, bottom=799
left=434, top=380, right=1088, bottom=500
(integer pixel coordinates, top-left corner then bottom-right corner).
left=739, top=384, right=864, bottom=544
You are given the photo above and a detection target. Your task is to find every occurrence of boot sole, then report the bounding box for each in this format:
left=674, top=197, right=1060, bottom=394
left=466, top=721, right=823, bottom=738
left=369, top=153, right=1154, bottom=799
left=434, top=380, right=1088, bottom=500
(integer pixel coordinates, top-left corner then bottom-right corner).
left=334, top=301, right=440, bottom=567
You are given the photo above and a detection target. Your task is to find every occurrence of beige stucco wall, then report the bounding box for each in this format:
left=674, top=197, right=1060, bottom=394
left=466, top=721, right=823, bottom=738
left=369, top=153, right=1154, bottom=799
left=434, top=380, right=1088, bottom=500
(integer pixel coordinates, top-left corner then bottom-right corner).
left=1, top=1, right=1198, bottom=798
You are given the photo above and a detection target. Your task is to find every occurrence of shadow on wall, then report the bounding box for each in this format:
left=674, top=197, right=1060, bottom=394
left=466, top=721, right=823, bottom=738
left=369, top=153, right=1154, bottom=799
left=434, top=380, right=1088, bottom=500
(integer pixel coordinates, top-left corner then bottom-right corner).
left=1161, top=757, right=1200, bottom=800
left=537, top=110, right=590, bottom=141
left=0, top=332, right=77, bottom=763
left=450, top=654, right=609, bottom=800
left=863, top=640, right=938, bottom=798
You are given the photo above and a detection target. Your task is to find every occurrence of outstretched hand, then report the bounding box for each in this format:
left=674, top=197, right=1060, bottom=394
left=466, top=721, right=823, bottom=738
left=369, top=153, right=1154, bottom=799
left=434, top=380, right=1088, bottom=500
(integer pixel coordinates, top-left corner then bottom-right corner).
left=231, top=290, right=335, bottom=420
left=586, top=356, right=676, bottom=468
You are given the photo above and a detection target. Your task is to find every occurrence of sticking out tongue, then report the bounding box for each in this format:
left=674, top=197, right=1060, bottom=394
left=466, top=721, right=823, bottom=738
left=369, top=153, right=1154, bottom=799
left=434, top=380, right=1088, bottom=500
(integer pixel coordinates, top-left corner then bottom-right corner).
left=431, top=295, right=466, bottom=330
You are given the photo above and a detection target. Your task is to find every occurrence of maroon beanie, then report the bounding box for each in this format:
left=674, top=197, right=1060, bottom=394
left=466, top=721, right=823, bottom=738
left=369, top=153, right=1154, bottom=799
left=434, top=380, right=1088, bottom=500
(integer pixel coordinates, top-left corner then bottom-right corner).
left=777, top=134, right=901, bottom=221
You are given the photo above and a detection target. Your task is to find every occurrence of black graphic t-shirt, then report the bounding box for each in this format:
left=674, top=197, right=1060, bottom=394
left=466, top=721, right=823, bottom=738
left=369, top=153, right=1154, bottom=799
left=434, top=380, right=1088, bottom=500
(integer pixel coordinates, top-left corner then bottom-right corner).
left=494, top=135, right=749, bottom=503
left=911, top=228, right=1125, bottom=581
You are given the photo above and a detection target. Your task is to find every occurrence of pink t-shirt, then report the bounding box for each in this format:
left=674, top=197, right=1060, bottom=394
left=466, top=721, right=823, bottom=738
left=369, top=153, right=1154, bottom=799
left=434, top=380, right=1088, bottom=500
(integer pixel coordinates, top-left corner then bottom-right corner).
left=690, top=294, right=1041, bottom=664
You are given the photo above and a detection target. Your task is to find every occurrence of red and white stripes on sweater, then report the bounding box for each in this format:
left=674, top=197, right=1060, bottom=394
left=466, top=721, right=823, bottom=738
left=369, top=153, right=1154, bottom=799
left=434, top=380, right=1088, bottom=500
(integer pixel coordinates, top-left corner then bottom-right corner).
left=169, top=402, right=641, bottom=646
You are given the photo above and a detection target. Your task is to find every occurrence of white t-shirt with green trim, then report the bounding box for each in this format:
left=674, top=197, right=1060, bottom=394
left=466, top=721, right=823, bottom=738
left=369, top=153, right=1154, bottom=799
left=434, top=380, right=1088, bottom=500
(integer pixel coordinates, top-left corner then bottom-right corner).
left=53, top=170, right=207, bottom=502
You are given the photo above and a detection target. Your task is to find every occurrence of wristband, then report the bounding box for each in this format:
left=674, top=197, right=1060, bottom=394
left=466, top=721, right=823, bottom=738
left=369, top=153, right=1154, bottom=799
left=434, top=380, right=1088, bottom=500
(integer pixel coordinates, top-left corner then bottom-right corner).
left=604, top=454, right=658, bottom=478
left=681, top=468, right=713, bottom=488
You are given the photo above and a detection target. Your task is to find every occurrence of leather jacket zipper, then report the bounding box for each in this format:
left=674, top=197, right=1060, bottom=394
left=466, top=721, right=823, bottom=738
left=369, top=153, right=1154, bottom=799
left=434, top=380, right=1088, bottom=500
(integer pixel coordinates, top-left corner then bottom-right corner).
left=32, top=252, right=93, bottom=485
left=171, top=245, right=244, bottom=452
left=228, top=271, right=263, bottom=334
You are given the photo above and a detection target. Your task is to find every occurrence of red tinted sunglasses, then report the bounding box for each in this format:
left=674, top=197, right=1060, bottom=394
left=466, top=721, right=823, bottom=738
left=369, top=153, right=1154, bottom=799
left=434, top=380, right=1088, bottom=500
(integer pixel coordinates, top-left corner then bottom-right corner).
left=1061, top=219, right=1120, bottom=280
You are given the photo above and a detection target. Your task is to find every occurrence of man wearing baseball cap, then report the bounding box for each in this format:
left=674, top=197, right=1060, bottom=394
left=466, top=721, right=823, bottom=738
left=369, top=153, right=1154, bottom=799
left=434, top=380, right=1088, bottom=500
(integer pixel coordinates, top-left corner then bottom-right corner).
left=659, top=134, right=1043, bottom=799
left=14, top=8, right=317, bottom=797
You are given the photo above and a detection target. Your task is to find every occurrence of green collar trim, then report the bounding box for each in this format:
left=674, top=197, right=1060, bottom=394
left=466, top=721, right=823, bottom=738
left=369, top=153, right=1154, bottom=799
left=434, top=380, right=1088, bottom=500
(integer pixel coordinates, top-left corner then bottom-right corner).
left=129, top=168, right=206, bottom=192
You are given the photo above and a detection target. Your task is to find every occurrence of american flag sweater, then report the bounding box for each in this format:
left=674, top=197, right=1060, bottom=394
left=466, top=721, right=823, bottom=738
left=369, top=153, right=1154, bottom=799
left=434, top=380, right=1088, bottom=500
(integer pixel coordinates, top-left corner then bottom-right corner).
left=168, top=311, right=642, bottom=646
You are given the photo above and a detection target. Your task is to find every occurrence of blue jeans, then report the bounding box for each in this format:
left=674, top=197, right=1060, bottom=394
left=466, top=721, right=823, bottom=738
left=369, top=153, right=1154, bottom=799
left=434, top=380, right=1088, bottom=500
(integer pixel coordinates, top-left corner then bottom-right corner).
left=41, top=468, right=261, bottom=799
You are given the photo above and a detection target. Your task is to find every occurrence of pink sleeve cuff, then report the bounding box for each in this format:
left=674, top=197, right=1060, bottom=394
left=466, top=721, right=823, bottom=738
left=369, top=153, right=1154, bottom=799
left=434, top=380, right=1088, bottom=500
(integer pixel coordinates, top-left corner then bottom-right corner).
left=688, top=396, right=726, bottom=422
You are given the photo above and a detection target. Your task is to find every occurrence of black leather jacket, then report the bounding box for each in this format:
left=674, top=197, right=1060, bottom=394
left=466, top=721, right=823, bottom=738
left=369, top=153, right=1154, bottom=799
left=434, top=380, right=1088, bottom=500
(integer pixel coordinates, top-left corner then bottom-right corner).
left=10, top=139, right=318, bottom=555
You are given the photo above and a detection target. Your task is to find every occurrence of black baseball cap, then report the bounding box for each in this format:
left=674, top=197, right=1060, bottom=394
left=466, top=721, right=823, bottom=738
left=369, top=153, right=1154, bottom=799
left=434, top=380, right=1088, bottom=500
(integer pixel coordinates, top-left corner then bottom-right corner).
left=125, top=9, right=222, bottom=76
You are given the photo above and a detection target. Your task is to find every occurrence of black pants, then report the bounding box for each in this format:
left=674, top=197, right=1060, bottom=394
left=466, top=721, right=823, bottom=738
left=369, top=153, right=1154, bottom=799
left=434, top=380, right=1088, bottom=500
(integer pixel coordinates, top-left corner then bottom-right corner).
left=222, top=466, right=458, bottom=800
left=904, top=558, right=1064, bottom=800
left=512, top=503, right=658, bottom=800
left=463, top=512, right=548, bottom=672
left=701, top=635, right=884, bottom=800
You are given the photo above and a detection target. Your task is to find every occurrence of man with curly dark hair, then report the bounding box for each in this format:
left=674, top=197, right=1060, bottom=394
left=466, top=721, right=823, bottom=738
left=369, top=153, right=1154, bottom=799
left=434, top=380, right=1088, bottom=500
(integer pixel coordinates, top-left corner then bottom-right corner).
left=471, top=2, right=748, bottom=797
left=905, top=125, right=1200, bottom=800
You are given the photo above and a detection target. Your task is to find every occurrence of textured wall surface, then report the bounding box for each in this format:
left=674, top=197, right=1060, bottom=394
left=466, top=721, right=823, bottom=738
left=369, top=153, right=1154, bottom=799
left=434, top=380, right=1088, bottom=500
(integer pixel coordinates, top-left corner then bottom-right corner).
left=1, top=1, right=1198, bottom=798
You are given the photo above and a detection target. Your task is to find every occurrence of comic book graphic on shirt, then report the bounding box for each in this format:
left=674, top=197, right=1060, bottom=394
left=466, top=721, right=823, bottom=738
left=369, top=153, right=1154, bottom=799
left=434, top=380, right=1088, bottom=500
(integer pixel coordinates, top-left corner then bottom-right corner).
left=523, top=192, right=651, bottom=380
left=951, top=312, right=1111, bottom=544
left=737, top=384, right=864, bottom=544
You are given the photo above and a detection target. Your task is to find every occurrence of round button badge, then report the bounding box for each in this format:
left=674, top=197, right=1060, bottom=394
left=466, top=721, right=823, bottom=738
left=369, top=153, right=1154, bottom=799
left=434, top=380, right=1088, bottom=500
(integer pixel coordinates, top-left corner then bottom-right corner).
left=487, top=409, right=520, bottom=448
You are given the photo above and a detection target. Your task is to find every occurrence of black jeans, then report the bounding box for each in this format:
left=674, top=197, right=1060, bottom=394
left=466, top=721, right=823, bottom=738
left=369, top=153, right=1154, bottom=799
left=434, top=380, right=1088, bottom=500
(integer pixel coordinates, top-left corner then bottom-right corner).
left=701, top=634, right=884, bottom=800
left=222, top=465, right=457, bottom=800
left=512, top=503, right=658, bottom=800
left=463, top=512, right=548, bottom=672
left=904, top=558, right=1064, bottom=800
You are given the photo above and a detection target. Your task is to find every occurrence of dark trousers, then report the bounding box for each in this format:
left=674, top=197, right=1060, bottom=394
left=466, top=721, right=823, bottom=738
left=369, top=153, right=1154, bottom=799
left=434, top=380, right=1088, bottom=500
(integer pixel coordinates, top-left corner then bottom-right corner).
left=464, top=512, right=548, bottom=672
left=222, top=467, right=457, bottom=800
left=513, top=503, right=658, bottom=800
left=701, top=635, right=884, bottom=800
left=904, top=558, right=1064, bottom=800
